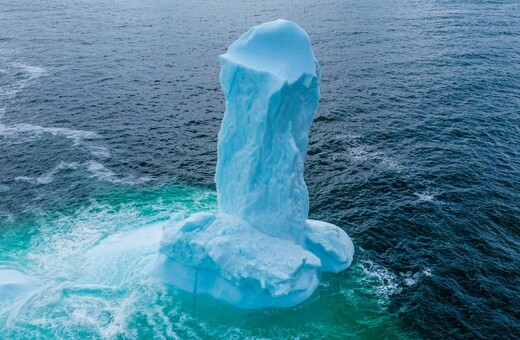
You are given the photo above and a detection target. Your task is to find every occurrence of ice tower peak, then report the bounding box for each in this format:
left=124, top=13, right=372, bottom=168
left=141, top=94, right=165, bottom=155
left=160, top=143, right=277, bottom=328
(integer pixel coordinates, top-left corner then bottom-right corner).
left=151, top=20, right=354, bottom=309
left=221, top=19, right=318, bottom=83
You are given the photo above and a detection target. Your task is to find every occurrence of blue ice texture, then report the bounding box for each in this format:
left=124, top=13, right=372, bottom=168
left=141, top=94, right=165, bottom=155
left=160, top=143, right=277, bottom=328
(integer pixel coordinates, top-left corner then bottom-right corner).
left=150, top=19, right=354, bottom=308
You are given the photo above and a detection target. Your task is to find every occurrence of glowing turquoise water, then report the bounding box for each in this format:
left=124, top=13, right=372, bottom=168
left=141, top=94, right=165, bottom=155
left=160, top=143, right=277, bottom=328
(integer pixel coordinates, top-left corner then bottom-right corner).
left=0, top=185, right=416, bottom=338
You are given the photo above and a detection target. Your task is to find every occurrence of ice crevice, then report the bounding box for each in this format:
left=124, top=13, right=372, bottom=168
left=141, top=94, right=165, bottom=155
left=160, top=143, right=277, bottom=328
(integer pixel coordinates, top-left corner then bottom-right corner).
left=150, top=19, right=354, bottom=308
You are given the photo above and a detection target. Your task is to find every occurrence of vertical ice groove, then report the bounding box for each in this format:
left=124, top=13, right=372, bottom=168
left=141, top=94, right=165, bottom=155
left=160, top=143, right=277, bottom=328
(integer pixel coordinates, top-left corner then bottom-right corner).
left=216, top=20, right=320, bottom=241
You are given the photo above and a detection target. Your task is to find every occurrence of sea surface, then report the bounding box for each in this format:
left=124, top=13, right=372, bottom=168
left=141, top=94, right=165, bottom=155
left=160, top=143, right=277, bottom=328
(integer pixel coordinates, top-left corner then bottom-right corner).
left=1, top=0, right=519, bottom=338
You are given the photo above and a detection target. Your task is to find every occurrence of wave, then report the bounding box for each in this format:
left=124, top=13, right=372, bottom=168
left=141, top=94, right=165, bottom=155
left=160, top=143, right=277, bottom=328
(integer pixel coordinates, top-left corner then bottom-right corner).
left=0, top=63, right=46, bottom=101
left=329, top=145, right=404, bottom=172
left=359, top=259, right=432, bottom=303
left=359, top=260, right=402, bottom=301
left=85, top=160, right=152, bottom=185
left=401, top=268, right=432, bottom=287
left=0, top=122, right=111, bottom=159
left=0, top=123, right=99, bottom=145
left=0, top=187, right=216, bottom=337
left=15, top=162, right=81, bottom=185
left=14, top=64, right=46, bottom=79
left=414, top=192, right=436, bottom=203
left=14, top=161, right=152, bottom=186
left=0, top=62, right=111, bottom=159
left=348, top=146, right=404, bottom=171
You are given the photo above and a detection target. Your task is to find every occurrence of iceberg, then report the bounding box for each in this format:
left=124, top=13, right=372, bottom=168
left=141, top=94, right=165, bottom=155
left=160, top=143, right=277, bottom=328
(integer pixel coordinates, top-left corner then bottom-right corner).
left=150, top=19, right=354, bottom=308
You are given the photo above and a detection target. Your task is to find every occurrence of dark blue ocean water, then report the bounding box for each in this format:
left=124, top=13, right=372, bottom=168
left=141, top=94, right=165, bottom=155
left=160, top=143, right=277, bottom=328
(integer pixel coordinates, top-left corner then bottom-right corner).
left=1, top=0, right=519, bottom=338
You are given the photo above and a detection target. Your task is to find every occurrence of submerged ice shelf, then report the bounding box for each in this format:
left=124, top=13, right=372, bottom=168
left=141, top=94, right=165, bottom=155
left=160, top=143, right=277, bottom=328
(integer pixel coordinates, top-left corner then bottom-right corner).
left=150, top=19, right=354, bottom=308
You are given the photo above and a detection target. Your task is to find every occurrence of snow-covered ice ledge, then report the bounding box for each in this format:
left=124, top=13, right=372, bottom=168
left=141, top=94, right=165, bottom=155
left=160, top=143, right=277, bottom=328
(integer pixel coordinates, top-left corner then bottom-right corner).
left=150, top=19, right=354, bottom=308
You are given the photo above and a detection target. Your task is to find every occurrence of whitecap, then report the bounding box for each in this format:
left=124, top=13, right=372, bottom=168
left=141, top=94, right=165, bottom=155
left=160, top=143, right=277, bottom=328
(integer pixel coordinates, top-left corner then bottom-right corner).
left=85, top=145, right=111, bottom=159
left=345, top=146, right=404, bottom=172
left=14, top=161, right=151, bottom=186
left=359, top=260, right=402, bottom=301
left=414, top=192, right=435, bottom=203
left=400, top=268, right=433, bottom=286
left=0, top=123, right=99, bottom=145
left=15, top=162, right=80, bottom=185
left=14, top=63, right=46, bottom=80
left=348, top=146, right=371, bottom=162
left=86, top=160, right=152, bottom=185
left=333, top=132, right=362, bottom=142
left=359, top=260, right=433, bottom=303
left=380, top=157, right=404, bottom=172
left=0, top=63, right=46, bottom=100
left=0, top=122, right=111, bottom=159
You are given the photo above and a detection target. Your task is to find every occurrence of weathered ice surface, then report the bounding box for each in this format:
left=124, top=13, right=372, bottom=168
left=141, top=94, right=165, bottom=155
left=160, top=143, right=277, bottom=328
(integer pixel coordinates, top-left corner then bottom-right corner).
left=151, top=19, right=354, bottom=308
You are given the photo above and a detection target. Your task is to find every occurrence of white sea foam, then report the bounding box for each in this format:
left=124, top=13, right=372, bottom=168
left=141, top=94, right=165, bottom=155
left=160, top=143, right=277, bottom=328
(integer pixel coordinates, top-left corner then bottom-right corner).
left=85, top=144, right=111, bottom=159
left=401, top=268, right=433, bottom=286
left=414, top=192, right=436, bottom=203
left=0, top=123, right=99, bottom=145
left=333, top=132, right=362, bottom=142
left=0, top=63, right=46, bottom=100
left=0, top=189, right=215, bottom=337
left=14, top=64, right=46, bottom=79
left=15, top=162, right=80, bottom=185
left=0, top=122, right=111, bottom=159
left=349, top=146, right=403, bottom=171
left=0, top=62, right=111, bottom=159
left=86, top=160, right=152, bottom=185
left=360, top=260, right=433, bottom=303
left=330, top=145, right=404, bottom=173
left=380, top=158, right=403, bottom=171
left=14, top=160, right=151, bottom=186
left=360, top=260, right=402, bottom=301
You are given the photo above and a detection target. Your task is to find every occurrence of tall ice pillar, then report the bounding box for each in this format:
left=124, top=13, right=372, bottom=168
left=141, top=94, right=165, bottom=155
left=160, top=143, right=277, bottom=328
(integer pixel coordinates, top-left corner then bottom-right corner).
left=150, top=20, right=354, bottom=309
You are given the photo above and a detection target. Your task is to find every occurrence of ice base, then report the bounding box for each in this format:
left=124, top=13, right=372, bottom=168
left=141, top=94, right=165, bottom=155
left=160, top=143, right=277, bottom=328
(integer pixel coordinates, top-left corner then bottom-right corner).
left=149, top=213, right=353, bottom=309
